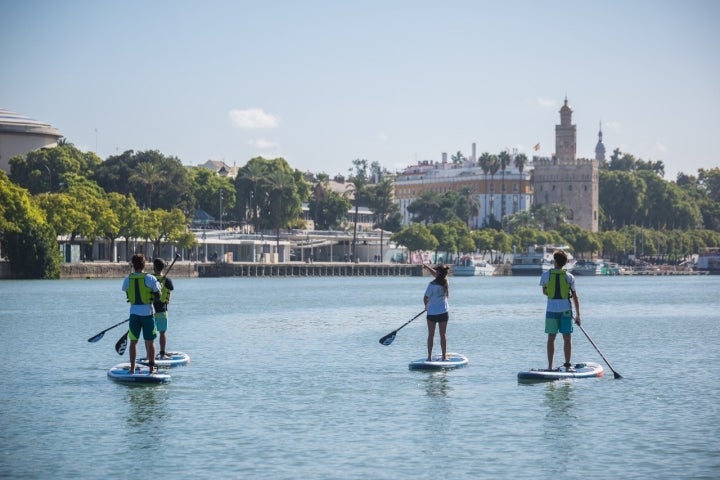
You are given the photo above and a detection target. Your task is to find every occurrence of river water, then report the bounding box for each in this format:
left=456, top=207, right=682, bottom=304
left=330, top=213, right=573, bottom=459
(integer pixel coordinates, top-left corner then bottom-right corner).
left=1, top=274, right=718, bottom=479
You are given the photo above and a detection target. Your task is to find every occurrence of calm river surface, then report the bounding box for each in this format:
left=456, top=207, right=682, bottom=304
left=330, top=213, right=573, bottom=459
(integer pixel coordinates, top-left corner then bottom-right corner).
left=1, top=274, right=718, bottom=479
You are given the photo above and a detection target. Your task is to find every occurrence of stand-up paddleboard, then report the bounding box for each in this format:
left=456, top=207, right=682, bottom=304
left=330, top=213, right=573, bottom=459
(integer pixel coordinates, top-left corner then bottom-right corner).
left=409, top=352, right=469, bottom=370
left=138, top=351, right=190, bottom=368
left=107, top=363, right=171, bottom=384
left=517, top=361, right=603, bottom=382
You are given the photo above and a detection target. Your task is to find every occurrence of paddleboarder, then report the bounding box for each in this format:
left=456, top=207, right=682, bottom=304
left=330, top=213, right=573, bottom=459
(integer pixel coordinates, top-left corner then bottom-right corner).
left=540, top=249, right=581, bottom=371
left=423, top=263, right=450, bottom=361
left=152, top=258, right=175, bottom=359
left=122, top=253, right=163, bottom=374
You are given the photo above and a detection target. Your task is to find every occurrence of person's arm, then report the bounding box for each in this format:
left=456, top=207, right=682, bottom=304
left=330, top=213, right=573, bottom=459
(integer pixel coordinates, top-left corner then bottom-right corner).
left=423, top=264, right=437, bottom=277
left=571, top=289, right=581, bottom=325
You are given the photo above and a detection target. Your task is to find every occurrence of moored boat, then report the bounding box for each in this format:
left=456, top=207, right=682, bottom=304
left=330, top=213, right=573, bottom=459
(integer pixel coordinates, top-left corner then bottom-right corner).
left=452, top=255, right=495, bottom=276
left=571, top=259, right=605, bottom=276
left=697, top=248, right=720, bottom=274
left=511, top=245, right=575, bottom=276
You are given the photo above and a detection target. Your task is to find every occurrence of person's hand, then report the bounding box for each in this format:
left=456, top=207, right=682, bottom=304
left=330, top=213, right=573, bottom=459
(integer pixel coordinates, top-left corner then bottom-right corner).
left=574, top=315, right=581, bottom=326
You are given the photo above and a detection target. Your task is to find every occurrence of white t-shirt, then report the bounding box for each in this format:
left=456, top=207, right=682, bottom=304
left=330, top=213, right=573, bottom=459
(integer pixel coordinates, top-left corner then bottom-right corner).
left=424, top=281, right=449, bottom=315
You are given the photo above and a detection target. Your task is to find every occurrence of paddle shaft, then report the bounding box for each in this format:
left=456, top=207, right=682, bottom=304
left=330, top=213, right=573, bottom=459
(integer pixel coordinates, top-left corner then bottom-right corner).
left=577, top=323, right=623, bottom=379
left=87, top=318, right=129, bottom=342
left=116, top=253, right=181, bottom=355
left=379, top=310, right=425, bottom=345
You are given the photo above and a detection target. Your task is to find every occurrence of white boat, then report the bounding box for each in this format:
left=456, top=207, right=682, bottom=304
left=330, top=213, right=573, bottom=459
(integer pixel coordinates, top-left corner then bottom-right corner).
left=571, top=259, right=605, bottom=276
left=452, top=255, right=495, bottom=276
left=697, top=248, right=720, bottom=274
left=511, top=245, right=575, bottom=276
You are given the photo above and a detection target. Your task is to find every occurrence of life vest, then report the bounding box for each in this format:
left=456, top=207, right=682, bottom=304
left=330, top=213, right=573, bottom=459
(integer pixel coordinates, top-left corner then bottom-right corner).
left=546, top=268, right=570, bottom=300
left=155, top=275, right=170, bottom=303
left=127, top=272, right=154, bottom=305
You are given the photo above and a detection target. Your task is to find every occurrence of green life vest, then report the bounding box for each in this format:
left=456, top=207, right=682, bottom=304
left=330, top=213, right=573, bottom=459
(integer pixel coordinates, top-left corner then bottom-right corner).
left=155, top=275, right=170, bottom=303
left=128, top=272, right=154, bottom=305
left=546, top=268, right=570, bottom=300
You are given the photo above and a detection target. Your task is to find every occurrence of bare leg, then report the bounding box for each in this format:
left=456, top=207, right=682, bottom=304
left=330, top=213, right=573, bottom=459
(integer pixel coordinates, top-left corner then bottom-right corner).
left=159, top=331, right=167, bottom=355
left=145, top=339, right=156, bottom=367
left=546, top=334, right=556, bottom=370
left=426, top=319, right=436, bottom=360
left=438, top=321, right=448, bottom=360
left=562, top=333, right=572, bottom=366
left=129, top=340, right=138, bottom=372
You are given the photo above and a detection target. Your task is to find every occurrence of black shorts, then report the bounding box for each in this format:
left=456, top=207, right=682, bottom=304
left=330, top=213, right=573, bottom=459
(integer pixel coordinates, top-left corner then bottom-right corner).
left=427, top=312, right=449, bottom=323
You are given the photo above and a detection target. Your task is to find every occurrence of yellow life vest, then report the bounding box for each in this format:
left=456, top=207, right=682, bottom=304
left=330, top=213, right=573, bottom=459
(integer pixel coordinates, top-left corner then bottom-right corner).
left=546, top=268, right=570, bottom=300
left=127, top=272, right=154, bottom=305
left=155, top=275, right=170, bottom=303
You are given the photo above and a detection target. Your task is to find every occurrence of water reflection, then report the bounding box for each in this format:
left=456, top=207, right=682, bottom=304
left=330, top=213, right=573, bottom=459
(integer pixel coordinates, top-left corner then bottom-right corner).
left=541, top=382, right=576, bottom=474
left=125, top=385, right=170, bottom=429
left=422, top=371, right=451, bottom=398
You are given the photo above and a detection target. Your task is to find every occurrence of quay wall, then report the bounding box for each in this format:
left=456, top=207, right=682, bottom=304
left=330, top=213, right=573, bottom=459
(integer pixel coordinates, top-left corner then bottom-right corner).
left=52, top=262, right=425, bottom=279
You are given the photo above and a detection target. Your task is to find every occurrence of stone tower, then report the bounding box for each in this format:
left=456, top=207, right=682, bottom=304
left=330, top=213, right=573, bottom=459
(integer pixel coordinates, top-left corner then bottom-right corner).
left=532, top=98, right=599, bottom=232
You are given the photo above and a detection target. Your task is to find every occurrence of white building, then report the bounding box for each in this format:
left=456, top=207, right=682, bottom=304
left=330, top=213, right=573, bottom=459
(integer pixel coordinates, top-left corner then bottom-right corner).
left=0, top=109, right=62, bottom=173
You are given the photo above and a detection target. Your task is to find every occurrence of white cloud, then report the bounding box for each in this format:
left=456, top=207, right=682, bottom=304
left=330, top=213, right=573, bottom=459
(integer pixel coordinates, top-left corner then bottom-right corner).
left=537, top=97, right=556, bottom=108
left=248, top=138, right=278, bottom=149
left=228, top=108, right=280, bottom=129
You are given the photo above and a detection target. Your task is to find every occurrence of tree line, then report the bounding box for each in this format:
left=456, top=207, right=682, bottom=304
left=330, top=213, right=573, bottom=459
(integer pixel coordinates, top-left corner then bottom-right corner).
left=1, top=141, right=718, bottom=278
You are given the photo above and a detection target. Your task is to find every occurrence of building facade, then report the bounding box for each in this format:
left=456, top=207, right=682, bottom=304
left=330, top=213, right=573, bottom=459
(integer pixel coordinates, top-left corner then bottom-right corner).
left=393, top=155, right=533, bottom=228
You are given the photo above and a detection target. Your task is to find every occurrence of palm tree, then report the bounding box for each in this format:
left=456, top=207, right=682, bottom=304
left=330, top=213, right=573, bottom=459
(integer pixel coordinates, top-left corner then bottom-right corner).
left=459, top=187, right=481, bottom=229
left=237, top=160, right=266, bottom=232
left=478, top=152, right=491, bottom=225
left=367, top=178, right=394, bottom=262
left=266, top=170, right=293, bottom=250
left=514, top=153, right=528, bottom=174
left=488, top=154, right=500, bottom=225
left=498, top=150, right=511, bottom=222
left=346, top=159, right=369, bottom=261
left=130, top=161, right=164, bottom=210
left=451, top=151, right=466, bottom=164
left=346, top=177, right=367, bottom=261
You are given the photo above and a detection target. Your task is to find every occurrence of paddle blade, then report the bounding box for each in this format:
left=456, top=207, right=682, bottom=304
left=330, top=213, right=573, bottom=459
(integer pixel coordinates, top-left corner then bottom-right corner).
left=115, top=333, right=128, bottom=356
left=379, top=331, right=397, bottom=346
left=87, top=332, right=104, bottom=343
left=613, top=371, right=623, bottom=379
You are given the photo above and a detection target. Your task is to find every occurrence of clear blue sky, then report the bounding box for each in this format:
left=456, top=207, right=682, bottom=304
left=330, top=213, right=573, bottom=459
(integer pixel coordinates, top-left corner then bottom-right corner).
left=2, top=0, right=718, bottom=181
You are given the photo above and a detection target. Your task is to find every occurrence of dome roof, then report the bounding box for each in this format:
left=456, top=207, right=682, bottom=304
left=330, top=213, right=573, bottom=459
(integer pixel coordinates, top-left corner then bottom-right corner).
left=0, top=109, right=61, bottom=137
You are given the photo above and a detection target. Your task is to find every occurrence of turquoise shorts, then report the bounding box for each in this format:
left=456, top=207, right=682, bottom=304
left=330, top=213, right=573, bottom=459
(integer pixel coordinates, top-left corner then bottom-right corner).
left=154, top=311, right=168, bottom=332
left=545, top=310, right=574, bottom=335
left=128, top=313, right=157, bottom=341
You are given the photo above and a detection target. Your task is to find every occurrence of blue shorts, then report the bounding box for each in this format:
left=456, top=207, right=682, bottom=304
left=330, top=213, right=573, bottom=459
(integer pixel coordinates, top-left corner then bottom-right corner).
left=545, top=310, right=574, bottom=335
left=154, top=311, right=168, bottom=332
left=128, top=313, right=157, bottom=341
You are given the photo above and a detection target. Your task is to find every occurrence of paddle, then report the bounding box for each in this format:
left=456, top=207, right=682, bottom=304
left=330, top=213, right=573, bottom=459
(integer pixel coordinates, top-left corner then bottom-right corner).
left=87, top=318, right=129, bottom=343
left=115, top=253, right=181, bottom=356
left=577, top=323, right=623, bottom=379
left=378, top=310, right=426, bottom=346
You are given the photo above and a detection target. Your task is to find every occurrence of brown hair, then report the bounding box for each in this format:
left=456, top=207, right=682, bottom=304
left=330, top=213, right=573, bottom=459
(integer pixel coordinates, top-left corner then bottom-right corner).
left=433, top=264, right=450, bottom=296
left=153, top=258, right=166, bottom=272
left=553, top=250, right=568, bottom=268
left=131, top=253, right=146, bottom=271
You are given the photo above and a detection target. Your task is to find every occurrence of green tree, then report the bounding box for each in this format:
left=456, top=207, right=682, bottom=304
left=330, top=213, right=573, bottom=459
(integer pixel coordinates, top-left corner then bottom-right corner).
left=391, top=223, right=438, bottom=262
left=0, top=171, right=60, bottom=278
left=9, top=143, right=101, bottom=194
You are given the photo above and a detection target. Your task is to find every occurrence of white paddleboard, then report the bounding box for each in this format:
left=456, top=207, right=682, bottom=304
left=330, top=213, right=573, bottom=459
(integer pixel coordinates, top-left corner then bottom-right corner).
left=138, top=351, right=190, bottom=368
left=409, top=352, right=469, bottom=370
left=107, top=363, right=171, bottom=384
left=517, top=361, right=604, bottom=382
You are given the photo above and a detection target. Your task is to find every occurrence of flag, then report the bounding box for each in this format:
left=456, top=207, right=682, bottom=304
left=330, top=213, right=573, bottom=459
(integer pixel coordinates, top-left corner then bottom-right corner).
left=533, top=143, right=540, bottom=151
